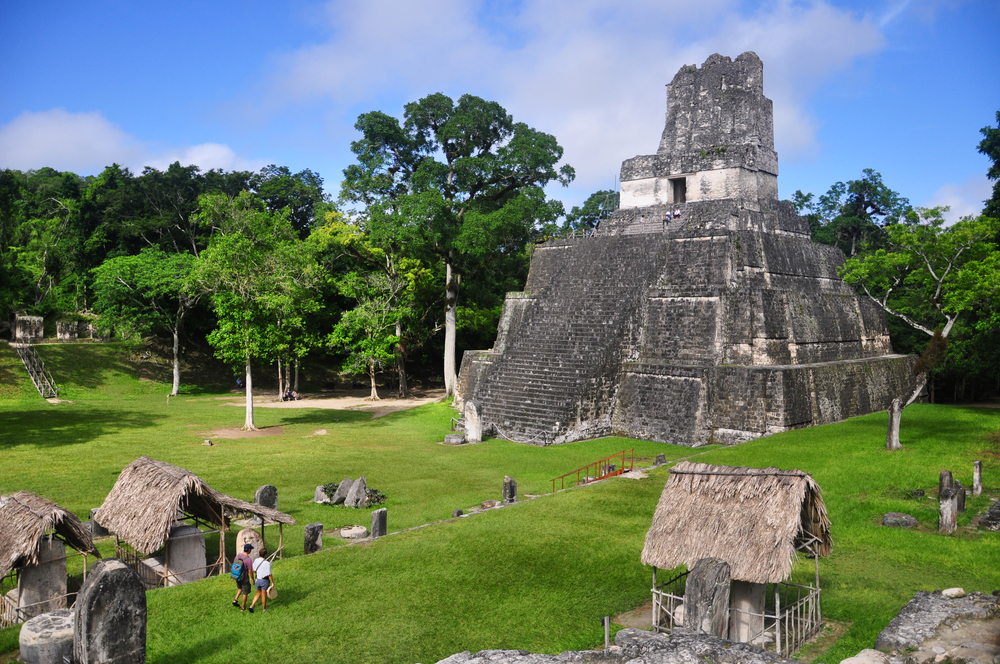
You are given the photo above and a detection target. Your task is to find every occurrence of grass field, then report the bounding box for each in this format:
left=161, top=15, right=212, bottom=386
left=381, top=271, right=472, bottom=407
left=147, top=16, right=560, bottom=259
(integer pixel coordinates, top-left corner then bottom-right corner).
left=1, top=343, right=998, bottom=663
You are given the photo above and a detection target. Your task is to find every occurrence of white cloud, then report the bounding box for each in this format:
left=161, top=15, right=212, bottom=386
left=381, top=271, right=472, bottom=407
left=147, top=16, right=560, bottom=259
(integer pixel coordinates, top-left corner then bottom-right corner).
left=924, top=173, right=991, bottom=222
left=0, top=109, right=266, bottom=175
left=251, top=0, right=885, bottom=201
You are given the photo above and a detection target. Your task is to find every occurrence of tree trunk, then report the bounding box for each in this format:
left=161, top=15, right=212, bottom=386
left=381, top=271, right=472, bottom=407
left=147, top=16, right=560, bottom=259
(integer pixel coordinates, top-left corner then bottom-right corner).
left=396, top=320, right=408, bottom=398
left=444, top=261, right=459, bottom=396
left=243, top=356, right=256, bottom=430
left=171, top=327, right=181, bottom=397
left=368, top=362, right=380, bottom=401
left=294, top=358, right=299, bottom=392
left=886, top=397, right=903, bottom=450
left=277, top=358, right=283, bottom=400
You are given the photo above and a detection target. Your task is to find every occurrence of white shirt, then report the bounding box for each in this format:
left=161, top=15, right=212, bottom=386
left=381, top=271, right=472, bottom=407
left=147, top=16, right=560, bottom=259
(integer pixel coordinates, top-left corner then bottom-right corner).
left=253, top=557, right=272, bottom=578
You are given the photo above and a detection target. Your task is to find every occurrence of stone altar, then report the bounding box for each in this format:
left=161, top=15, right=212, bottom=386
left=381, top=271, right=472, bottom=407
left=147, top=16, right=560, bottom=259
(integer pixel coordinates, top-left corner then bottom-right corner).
left=456, top=52, right=916, bottom=446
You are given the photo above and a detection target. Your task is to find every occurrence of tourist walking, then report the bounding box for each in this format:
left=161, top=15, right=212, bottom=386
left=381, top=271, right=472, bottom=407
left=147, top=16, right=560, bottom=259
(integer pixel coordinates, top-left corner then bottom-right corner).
left=249, top=548, right=275, bottom=613
left=231, top=543, right=255, bottom=611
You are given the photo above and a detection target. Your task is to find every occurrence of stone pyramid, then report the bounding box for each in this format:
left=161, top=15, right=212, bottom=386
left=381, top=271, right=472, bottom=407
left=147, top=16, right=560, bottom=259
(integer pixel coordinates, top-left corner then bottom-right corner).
left=456, top=52, right=916, bottom=446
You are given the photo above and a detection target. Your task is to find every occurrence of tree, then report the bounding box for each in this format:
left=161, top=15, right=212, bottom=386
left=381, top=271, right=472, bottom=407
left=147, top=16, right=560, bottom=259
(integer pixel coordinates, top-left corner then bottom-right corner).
left=341, top=93, right=574, bottom=396
left=564, top=189, right=619, bottom=233
left=250, top=165, right=329, bottom=238
left=328, top=272, right=405, bottom=400
left=91, top=248, right=199, bottom=395
left=840, top=209, right=1000, bottom=449
left=192, top=192, right=317, bottom=430
left=978, top=110, right=1000, bottom=219
left=798, top=170, right=911, bottom=256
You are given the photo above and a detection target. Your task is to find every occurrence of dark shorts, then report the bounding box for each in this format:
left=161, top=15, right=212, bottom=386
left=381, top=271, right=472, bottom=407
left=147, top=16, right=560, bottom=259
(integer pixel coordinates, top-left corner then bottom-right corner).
left=255, top=576, right=270, bottom=590
left=236, top=577, right=251, bottom=594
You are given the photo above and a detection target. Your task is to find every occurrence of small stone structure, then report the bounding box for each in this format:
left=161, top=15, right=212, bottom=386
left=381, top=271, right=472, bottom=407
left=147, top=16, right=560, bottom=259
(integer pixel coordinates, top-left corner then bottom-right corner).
left=371, top=508, right=387, bottom=539
left=973, top=461, right=983, bottom=495
left=655, top=454, right=667, bottom=466
left=56, top=321, right=78, bottom=342
left=235, top=528, right=263, bottom=562
left=18, top=539, right=68, bottom=619
left=444, top=433, right=466, bottom=445
left=465, top=401, right=482, bottom=443
left=434, top=627, right=799, bottom=664
left=939, top=488, right=958, bottom=532
left=340, top=525, right=368, bottom=539
left=684, top=558, right=732, bottom=638
left=980, top=498, right=1000, bottom=531
left=455, top=52, right=916, bottom=446
left=89, top=509, right=109, bottom=538
left=255, top=485, right=278, bottom=510
left=15, top=315, right=44, bottom=342
left=19, top=608, right=74, bottom=664
left=882, top=513, right=918, bottom=529
left=141, top=524, right=206, bottom=587
left=344, top=476, right=368, bottom=508
left=73, top=558, right=147, bottom=664
left=77, top=321, right=93, bottom=339
left=304, top=523, right=323, bottom=554
left=502, top=476, right=517, bottom=504
left=331, top=478, right=353, bottom=505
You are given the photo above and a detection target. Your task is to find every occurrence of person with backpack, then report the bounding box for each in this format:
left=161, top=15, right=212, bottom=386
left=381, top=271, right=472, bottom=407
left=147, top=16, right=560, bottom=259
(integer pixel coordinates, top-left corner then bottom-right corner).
left=231, top=543, right=255, bottom=611
left=249, top=547, right=275, bottom=613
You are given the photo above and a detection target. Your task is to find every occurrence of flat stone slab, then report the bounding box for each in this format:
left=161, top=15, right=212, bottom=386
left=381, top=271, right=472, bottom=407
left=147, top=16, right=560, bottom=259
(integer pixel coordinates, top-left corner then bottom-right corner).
left=444, top=434, right=467, bottom=445
left=874, top=591, right=999, bottom=651
left=340, top=525, right=369, bottom=539
left=434, top=628, right=798, bottom=664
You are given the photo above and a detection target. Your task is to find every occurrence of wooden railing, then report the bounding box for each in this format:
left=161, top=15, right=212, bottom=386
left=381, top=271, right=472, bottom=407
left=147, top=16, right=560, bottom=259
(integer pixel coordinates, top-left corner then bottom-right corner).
left=551, top=449, right=633, bottom=493
left=11, top=342, right=58, bottom=398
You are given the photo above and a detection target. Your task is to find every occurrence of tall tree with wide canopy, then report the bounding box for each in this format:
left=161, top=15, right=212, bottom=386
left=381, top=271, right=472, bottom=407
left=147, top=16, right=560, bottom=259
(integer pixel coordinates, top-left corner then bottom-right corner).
left=341, top=93, right=574, bottom=396
left=978, top=110, right=1000, bottom=219
left=192, top=192, right=318, bottom=430
left=91, top=248, right=199, bottom=395
left=841, top=209, right=1000, bottom=449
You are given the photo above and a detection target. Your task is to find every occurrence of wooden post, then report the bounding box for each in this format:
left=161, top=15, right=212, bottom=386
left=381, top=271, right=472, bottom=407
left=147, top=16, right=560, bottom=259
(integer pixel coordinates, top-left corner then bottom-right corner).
left=219, top=505, right=226, bottom=574
left=939, top=487, right=958, bottom=532
left=973, top=461, right=983, bottom=496
left=278, top=523, right=283, bottom=560
left=774, top=585, right=781, bottom=655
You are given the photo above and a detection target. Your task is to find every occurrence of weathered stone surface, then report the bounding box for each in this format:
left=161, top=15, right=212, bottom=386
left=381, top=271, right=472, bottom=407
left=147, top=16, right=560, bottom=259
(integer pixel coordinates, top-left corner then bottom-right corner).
left=973, top=461, right=983, bottom=496
left=981, top=498, right=1000, bottom=531
left=445, top=433, right=467, bottom=445
left=840, top=649, right=889, bottom=664
left=655, top=453, right=667, bottom=466
left=235, top=528, right=263, bottom=562
left=314, top=486, right=330, bottom=504
left=939, top=470, right=954, bottom=495
left=956, top=483, right=967, bottom=513
left=15, top=315, right=44, bottom=342
left=340, top=525, right=368, bottom=539
left=942, top=588, right=966, bottom=599
left=874, top=591, right=999, bottom=650
left=304, top=523, right=323, bottom=554
left=73, top=558, right=146, bottom=664
left=685, top=557, right=732, bottom=638
left=730, top=580, right=765, bottom=643
left=465, top=401, right=483, bottom=443
left=481, top=500, right=501, bottom=509
left=882, top=513, right=919, bottom=529
left=56, top=321, right=78, bottom=341
left=18, top=538, right=68, bottom=619
left=434, top=628, right=799, bottom=663
left=90, top=508, right=109, bottom=538
left=453, top=509, right=464, bottom=518
left=161, top=524, right=206, bottom=586
left=331, top=478, right=353, bottom=505
left=345, top=476, right=368, bottom=508
left=19, top=608, right=74, bottom=664
left=454, top=52, right=916, bottom=448
left=254, top=484, right=278, bottom=510
left=371, top=508, right=387, bottom=539
left=502, top=476, right=517, bottom=504
left=939, top=488, right=959, bottom=533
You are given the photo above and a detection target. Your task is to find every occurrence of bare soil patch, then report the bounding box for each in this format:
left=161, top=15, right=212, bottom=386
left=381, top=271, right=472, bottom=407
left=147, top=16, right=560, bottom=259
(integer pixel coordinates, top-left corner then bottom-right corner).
left=223, top=389, right=446, bottom=419
left=205, top=426, right=285, bottom=439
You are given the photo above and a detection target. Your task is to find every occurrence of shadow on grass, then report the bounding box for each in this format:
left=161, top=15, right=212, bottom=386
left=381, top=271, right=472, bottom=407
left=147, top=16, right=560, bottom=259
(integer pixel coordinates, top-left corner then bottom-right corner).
left=154, top=635, right=230, bottom=664
left=0, top=406, right=167, bottom=449
left=34, top=344, right=142, bottom=392
left=271, top=409, right=376, bottom=427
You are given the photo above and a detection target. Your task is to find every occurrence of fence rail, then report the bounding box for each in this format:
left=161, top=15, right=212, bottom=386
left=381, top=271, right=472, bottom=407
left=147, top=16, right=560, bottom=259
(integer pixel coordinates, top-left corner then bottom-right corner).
left=551, top=449, right=633, bottom=493
left=11, top=342, right=59, bottom=398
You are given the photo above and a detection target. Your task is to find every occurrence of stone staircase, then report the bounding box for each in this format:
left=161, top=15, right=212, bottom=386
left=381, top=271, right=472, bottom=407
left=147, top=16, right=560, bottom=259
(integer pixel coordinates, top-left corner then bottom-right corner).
left=477, top=235, right=671, bottom=442
left=11, top=342, right=59, bottom=398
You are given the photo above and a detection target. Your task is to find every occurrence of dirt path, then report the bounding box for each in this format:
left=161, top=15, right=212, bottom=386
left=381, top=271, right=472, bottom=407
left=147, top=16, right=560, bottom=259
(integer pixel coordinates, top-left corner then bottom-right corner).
left=222, top=388, right=446, bottom=418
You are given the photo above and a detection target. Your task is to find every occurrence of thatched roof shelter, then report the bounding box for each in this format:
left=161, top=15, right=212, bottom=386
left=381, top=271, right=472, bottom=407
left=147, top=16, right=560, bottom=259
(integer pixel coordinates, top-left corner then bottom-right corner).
left=641, top=461, right=832, bottom=584
left=0, top=491, right=100, bottom=579
left=95, top=457, right=295, bottom=555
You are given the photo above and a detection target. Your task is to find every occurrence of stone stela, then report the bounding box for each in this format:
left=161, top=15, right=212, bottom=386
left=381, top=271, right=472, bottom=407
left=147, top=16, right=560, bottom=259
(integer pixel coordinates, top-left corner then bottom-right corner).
left=456, top=52, right=917, bottom=446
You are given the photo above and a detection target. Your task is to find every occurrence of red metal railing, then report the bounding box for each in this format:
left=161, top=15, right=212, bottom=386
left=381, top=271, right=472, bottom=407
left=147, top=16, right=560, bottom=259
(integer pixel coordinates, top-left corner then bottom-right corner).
left=551, top=449, right=634, bottom=493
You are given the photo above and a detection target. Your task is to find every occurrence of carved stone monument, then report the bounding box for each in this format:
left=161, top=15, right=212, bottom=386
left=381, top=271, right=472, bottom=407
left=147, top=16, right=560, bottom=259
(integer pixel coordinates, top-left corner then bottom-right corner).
left=18, top=539, right=68, bottom=619
left=89, top=508, right=109, bottom=538
left=19, top=609, right=74, bottom=664
left=236, top=528, right=263, bottom=562
left=73, top=558, right=146, bottom=664
left=254, top=484, right=278, bottom=510
left=56, top=321, right=78, bottom=342
left=371, top=508, right=387, bottom=539
left=464, top=400, right=482, bottom=443
left=456, top=52, right=916, bottom=446
left=304, top=523, right=323, bottom=554
left=15, top=315, right=44, bottom=343
left=684, top=557, right=731, bottom=638
left=502, top=476, right=517, bottom=505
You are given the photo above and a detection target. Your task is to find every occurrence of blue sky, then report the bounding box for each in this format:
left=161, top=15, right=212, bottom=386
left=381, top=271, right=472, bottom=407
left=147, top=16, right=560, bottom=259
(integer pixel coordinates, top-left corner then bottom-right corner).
left=1, top=0, right=997, bottom=220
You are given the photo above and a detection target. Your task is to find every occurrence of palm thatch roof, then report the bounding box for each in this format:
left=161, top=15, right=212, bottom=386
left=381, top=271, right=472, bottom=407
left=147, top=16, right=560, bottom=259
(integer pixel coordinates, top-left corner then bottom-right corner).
left=0, top=491, right=100, bottom=579
left=95, top=456, right=295, bottom=555
left=641, top=461, right=832, bottom=584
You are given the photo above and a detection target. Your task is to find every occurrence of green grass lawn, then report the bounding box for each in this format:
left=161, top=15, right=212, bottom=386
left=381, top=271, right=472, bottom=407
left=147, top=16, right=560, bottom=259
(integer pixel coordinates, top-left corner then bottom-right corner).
left=1, top=344, right=998, bottom=663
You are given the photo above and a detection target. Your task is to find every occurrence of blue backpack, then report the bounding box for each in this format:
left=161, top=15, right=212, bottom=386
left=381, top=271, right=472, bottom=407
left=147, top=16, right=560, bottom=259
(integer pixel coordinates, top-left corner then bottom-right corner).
left=230, top=559, right=247, bottom=581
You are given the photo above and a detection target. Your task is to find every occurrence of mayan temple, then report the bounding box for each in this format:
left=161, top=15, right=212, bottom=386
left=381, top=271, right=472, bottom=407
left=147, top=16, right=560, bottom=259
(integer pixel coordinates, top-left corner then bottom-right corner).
left=456, top=52, right=916, bottom=446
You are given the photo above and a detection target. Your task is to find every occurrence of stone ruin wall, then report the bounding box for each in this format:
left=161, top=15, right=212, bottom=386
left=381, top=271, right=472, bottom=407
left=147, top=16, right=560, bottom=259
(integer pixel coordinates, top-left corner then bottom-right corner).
left=456, top=51, right=917, bottom=447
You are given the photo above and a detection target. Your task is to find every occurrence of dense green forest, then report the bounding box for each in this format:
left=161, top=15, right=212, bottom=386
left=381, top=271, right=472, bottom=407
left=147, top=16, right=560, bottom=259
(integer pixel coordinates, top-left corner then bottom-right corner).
left=1, top=104, right=998, bottom=406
